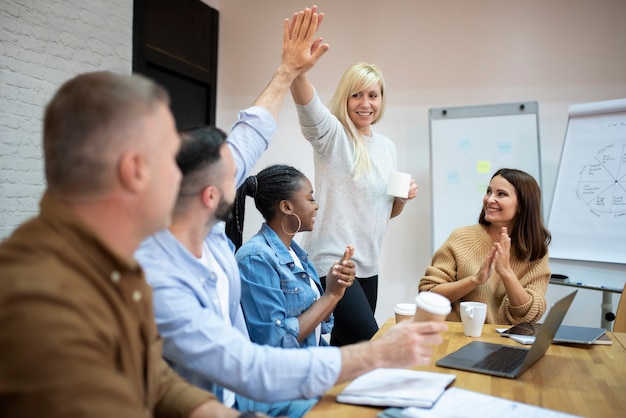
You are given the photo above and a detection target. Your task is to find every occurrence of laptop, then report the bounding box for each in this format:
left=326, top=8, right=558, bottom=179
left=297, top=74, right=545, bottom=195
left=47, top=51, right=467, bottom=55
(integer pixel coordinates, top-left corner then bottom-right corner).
left=435, top=290, right=577, bottom=379
left=500, top=322, right=606, bottom=345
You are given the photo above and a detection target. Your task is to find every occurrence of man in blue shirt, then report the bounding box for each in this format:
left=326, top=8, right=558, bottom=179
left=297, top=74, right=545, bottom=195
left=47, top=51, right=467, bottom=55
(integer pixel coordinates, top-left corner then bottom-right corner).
left=136, top=5, right=447, bottom=418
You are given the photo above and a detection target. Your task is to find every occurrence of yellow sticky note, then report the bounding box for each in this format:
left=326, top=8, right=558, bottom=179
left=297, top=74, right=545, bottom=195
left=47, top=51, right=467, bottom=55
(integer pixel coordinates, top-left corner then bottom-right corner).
left=476, top=161, right=491, bottom=174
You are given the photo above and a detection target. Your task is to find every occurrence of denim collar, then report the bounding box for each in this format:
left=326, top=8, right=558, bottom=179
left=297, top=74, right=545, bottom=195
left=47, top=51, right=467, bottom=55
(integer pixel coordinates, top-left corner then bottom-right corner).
left=258, top=223, right=309, bottom=269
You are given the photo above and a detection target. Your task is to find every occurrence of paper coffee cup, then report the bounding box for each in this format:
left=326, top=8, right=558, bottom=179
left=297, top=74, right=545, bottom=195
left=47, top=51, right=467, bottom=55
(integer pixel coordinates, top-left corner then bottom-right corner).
left=386, top=171, right=411, bottom=198
left=413, top=292, right=451, bottom=322
left=394, top=303, right=417, bottom=323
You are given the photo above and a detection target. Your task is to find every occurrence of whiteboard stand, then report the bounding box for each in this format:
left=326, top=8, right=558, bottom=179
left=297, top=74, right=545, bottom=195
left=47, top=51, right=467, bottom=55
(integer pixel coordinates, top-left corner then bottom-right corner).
left=546, top=98, right=626, bottom=328
left=549, top=279, right=623, bottom=330
left=547, top=98, right=626, bottom=264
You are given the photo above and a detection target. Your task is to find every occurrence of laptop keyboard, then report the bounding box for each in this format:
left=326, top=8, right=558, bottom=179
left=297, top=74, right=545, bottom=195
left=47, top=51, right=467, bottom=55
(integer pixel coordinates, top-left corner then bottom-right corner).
left=472, top=346, right=528, bottom=372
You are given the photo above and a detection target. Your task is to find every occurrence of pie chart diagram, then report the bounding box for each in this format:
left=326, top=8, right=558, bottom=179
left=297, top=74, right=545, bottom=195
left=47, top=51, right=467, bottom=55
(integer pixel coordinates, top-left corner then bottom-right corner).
left=576, top=143, right=626, bottom=215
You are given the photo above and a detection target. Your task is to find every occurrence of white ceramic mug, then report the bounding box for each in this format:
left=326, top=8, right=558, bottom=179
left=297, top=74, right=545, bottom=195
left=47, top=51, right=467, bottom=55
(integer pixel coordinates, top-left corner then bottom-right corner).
left=386, top=171, right=412, bottom=198
left=460, top=301, right=487, bottom=337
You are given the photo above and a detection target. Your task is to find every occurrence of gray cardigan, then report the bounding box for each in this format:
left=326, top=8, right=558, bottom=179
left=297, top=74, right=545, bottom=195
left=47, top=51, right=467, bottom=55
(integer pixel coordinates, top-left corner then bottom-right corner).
left=296, top=89, right=397, bottom=278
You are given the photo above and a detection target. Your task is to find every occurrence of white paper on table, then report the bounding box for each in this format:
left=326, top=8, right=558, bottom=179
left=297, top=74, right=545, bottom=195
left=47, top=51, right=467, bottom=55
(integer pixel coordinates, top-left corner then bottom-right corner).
left=337, top=368, right=456, bottom=408
left=400, top=387, right=581, bottom=418
left=508, top=335, right=535, bottom=345
left=495, top=327, right=535, bottom=345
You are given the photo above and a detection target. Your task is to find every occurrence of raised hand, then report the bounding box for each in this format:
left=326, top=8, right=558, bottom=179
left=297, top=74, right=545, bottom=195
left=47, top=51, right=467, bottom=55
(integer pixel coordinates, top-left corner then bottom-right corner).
left=325, top=245, right=355, bottom=298
left=253, top=5, right=330, bottom=121
left=281, top=5, right=330, bottom=78
left=339, top=244, right=355, bottom=265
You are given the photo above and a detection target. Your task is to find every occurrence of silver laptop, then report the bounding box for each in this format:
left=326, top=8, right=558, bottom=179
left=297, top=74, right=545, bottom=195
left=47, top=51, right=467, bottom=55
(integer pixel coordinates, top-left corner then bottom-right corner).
left=435, top=290, right=577, bottom=379
left=500, top=322, right=605, bottom=344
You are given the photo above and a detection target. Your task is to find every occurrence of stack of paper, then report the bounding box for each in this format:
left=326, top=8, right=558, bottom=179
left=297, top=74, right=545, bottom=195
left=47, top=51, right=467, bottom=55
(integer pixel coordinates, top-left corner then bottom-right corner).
left=336, top=368, right=455, bottom=408
left=377, top=387, right=581, bottom=418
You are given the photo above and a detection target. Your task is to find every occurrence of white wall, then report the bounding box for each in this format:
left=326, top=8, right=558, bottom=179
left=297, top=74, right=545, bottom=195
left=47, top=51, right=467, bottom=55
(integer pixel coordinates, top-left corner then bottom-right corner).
left=215, top=0, right=626, bottom=329
left=0, top=0, right=132, bottom=238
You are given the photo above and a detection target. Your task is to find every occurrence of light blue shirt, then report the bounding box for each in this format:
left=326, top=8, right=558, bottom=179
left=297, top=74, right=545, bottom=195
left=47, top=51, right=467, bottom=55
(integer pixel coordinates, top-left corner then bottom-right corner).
left=135, top=107, right=341, bottom=402
left=237, top=223, right=332, bottom=348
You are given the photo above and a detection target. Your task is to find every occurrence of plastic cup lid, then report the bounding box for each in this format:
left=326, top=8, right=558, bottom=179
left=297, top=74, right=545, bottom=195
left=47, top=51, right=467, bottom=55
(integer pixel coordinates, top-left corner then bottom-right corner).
left=394, top=303, right=417, bottom=315
left=415, top=292, right=452, bottom=315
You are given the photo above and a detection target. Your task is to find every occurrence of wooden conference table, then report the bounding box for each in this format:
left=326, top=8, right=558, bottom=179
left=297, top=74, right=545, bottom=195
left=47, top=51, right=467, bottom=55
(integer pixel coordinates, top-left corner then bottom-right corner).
left=305, top=319, right=626, bottom=418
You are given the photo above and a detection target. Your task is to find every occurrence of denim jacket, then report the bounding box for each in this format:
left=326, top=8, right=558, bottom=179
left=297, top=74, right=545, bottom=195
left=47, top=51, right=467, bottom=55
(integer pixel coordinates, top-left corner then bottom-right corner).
left=236, top=224, right=333, bottom=348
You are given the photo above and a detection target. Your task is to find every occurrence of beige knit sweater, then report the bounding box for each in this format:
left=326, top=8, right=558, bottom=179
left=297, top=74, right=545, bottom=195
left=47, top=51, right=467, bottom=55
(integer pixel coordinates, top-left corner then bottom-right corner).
left=418, top=224, right=550, bottom=325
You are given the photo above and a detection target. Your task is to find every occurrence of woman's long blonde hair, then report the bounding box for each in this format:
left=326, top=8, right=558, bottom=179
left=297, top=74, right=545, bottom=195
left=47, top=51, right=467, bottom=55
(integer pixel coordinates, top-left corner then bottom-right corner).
left=329, top=62, right=386, bottom=179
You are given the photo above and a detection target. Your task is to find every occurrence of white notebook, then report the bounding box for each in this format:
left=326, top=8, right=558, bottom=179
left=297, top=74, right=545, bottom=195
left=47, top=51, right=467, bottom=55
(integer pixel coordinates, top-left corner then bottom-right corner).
left=336, top=368, right=455, bottom=408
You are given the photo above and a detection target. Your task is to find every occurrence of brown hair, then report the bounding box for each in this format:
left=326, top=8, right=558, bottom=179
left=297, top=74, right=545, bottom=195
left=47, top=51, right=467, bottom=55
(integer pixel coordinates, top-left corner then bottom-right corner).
left=478, top=168, right=551, bottom=261
left=43, top=71, right=169, bottom=195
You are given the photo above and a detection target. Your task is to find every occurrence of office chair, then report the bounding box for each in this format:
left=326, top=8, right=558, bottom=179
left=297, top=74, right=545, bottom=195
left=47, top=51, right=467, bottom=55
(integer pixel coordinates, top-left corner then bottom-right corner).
left=613, top=282, right=626, bottom=333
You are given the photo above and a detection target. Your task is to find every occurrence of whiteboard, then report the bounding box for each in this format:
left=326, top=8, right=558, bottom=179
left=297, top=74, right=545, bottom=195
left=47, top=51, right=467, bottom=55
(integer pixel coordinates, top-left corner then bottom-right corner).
left=548, top=98, right=626, bottom=264
left=429, top=102, right=541, bottom=253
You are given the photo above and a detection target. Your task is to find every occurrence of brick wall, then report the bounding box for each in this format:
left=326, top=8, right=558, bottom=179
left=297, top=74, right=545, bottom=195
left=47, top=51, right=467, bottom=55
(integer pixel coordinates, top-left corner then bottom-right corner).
left=0, top=0, right=132, bottom=239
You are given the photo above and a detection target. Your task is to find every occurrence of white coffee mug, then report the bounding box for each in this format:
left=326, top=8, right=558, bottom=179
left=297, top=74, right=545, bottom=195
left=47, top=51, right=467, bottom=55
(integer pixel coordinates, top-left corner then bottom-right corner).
left=386, top=171, right=411, bottom=198
left=460, top=301, right=487, bottom=337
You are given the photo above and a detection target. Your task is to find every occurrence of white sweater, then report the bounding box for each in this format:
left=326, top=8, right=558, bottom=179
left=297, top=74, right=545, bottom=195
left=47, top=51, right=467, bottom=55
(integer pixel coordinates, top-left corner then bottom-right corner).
left=296, top=90, right=397, bottom=277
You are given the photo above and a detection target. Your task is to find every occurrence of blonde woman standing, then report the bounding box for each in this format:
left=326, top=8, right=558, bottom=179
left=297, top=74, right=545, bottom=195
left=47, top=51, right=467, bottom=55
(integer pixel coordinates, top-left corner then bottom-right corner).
left=290, top=62, right=418, bottom=345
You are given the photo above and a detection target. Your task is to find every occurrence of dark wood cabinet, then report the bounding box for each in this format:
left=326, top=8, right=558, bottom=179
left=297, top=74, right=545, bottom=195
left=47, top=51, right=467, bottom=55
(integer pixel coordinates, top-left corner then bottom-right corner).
left=133, top=0, right=218, bottom=129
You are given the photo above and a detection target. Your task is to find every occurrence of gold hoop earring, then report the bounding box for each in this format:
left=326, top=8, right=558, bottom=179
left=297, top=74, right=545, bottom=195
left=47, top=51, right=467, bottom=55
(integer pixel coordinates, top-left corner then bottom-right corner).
left=281, top=213, right=301, bottom=236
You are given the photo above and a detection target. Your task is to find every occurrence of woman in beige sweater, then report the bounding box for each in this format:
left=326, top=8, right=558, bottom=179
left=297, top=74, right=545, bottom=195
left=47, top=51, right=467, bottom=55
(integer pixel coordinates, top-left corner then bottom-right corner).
left=419, top=168, right=551, bottom=325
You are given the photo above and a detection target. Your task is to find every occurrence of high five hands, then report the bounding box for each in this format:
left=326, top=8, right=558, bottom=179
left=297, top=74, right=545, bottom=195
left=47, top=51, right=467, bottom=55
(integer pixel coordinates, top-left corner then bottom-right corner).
left=284, top=5, right=330, bottom=76
left=325, top=245, right=356, bottom=298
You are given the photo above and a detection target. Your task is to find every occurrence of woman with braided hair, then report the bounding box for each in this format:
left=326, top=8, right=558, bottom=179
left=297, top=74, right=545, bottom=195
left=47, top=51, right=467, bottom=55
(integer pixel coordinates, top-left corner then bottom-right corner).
left=229, top=164, right=355, bottom=348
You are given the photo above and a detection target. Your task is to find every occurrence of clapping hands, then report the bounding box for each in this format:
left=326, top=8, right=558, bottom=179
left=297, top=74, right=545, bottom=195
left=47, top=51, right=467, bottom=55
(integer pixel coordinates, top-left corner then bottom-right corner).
left=492, top=227, right=513, bottom=275
left=475, top=227, right=512, bottom=284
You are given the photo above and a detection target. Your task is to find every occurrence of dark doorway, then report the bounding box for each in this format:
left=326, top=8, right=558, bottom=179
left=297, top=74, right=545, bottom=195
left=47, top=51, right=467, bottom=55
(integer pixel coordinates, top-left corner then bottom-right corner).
left=133, top=0, right=219, bottom=129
